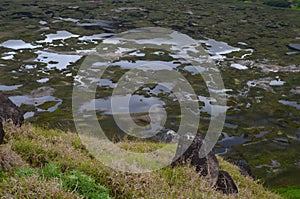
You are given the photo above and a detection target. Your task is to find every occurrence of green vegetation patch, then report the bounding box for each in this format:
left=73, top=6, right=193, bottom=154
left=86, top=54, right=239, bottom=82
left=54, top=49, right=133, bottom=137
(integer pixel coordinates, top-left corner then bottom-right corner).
left=13, top=163, right=112, bottom=199
left=63, top=170, right=112, bottom=199
left=274, top=187, right=300, bottom=199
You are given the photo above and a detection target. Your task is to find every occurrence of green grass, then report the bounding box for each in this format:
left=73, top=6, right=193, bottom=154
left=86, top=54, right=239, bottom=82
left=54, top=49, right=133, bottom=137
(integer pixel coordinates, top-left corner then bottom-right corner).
left=62, top=170, right=112, bottom=199
left=39, top=163, right=62, bottom=179
left=0, top=123, right=284, bottom=198
left=274, top=187, right=300, bottom=199
left=15, top=166, right=38, bottom=178
left=10, top=162, right=112, bottom=199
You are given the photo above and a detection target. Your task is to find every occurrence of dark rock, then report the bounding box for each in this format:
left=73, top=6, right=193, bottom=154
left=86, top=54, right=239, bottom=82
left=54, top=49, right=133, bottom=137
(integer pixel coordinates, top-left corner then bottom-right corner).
left=287, top=43, right=300, bottom=51
left=0, top=93, right=24, bottom=126
left=0, top=93, right=24, bottom=144
left=171, top=132, right=239, bottom=194
left=215, top=170, right=238, bottom=194
left=171, top=133, right=219, bottom=186
left=234, top=160, right=253, bottom=178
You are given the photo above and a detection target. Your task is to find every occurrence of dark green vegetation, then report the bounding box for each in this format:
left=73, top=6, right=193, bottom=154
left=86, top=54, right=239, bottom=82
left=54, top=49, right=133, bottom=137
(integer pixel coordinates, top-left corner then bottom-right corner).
left=237, top=0, right=300, bottom=9
left=0, top=0, right=299, bottom=195
left=264, top=0, right=292, bottom=8
left=274, top=187, right=300, bottom=199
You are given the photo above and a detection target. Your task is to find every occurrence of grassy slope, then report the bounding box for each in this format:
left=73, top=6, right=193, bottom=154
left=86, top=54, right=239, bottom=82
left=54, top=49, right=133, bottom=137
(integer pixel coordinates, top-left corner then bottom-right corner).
left=0, top=123, right=283, bottom=199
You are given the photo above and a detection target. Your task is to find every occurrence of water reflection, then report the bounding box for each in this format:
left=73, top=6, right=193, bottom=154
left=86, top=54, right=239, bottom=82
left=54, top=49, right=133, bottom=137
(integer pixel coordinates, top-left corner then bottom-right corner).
left=0, top=84, right=22, bottom=91
left=218, top=132, right=251, bottom=148
left=80, top=94, right=165, bottom=115
left=279, top=100, right=300, bottom=110
left=37, top=30, right=79, bottom=43
left=34, top=50, right=82, bottom=70
left=9, top=95, right=62, bottom=112
left=0, top=40, right=41, bottom=50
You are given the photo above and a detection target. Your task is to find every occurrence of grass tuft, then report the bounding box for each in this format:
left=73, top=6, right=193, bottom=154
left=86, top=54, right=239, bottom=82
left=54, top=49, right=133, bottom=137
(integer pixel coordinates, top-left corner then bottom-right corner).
left=63, top=170, right=112, bottom=199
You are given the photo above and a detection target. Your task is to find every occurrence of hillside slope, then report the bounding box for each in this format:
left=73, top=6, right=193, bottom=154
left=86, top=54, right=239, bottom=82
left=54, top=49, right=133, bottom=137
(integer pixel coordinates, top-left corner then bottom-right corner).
left=0, top=123, right=282, bottom=199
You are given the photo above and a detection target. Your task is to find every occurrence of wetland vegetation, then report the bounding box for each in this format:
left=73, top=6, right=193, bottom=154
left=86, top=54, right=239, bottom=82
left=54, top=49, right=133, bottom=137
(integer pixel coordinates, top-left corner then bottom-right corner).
left=0, top=0, right=300, bottom=198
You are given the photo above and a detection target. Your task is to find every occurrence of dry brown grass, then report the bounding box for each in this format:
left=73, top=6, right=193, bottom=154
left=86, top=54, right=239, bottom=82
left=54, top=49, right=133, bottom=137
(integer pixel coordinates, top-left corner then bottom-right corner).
left=1, top=175, right=82, bottom=199
left=0, top=145, right=27, bottom=172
